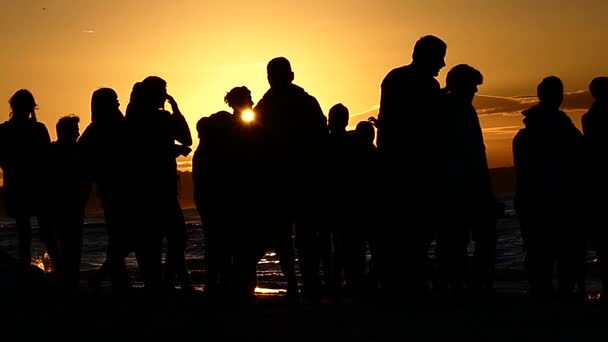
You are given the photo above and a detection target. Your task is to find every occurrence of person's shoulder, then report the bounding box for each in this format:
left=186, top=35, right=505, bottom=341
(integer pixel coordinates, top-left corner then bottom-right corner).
left=385, top=65, right=408, bottom=78
left=513, top=128, right=528, bottom=142
left=33, top=120, right=49, bottom=130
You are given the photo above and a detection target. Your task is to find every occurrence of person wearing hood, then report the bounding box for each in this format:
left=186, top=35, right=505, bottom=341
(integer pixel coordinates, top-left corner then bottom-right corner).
left=581, top=76, right=608, bottom=298
left=253, top=57, right=328, bottom=302
left=513, top=76, right=587, bottom=300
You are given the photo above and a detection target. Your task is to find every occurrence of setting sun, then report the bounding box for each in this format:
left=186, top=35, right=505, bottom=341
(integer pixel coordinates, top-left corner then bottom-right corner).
left=242, top=109, right=255, bottom=123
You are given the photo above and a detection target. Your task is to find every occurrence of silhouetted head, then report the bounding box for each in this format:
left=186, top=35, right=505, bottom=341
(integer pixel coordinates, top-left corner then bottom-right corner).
left=126, top=82, right=145, bottom=118
left=9, top=89, right=37, bottom=121
left=446, top=64, right=483, bottom=104
left=328, top=103, right=349, bottom=134
left=224, top=86, right=254, bottom=114
left=412, top=35, right=447, bottom=77
left=355, top=120, right=375, bottom=145
left=142, top=76, right=168, bottom=109
left=537, top=76, right=564, bottom=109
left=91, top=88, right=122, bottom=124
left=196, top=116, right=211, bottom=140
left=589, top=76, right=608, bottom=103
left=56, top=115, right=80, bottom=143
left=267, top=57, right=294, bottom=88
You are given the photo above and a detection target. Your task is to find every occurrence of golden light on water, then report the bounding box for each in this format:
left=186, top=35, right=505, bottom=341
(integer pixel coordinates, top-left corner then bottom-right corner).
left=31, top=251, right=54, bottom=273
left=254, top=287, right=285, bottom=294
left=241, top=110, right=255, bottom=123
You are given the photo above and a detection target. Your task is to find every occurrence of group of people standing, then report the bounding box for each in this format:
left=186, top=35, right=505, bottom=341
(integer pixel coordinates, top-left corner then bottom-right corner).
left=0, top=77, right=193, bottom=295
left=1, top=34, right=607, bottom=302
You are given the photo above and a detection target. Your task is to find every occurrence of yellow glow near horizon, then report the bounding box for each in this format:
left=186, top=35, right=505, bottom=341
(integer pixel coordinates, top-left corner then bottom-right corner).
left=241, top=109, right=255, bottom=123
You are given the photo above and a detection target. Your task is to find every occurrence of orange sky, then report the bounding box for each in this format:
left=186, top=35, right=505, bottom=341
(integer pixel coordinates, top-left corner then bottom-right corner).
left=1, top=0, right=607, bottom=169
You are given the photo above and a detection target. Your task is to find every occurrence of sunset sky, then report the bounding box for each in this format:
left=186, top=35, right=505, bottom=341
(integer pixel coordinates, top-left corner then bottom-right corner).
left=1, top=0, right=607, bottom=169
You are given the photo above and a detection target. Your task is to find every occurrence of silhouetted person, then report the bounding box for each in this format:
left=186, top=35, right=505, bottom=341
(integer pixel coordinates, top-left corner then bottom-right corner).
left=125, top=76, right=193, bottom=294
left=324, top=103, right=352, bottom=297
left=193, top=86, right=261, bottom=299
left=223, top=86, right=263, bottom=298
left=349, top=120, right=381, bottom=295
left=193, top=116, right=231, bottom=295
left=79, top=87, right=133, bottom=294
left=326, top=103, right=370, bottom=298
left=0, top=89, right=61, bottom=278
left=582, top=76, right=608, bottom=298
left=438, top=64, right=499, bottom=298
left=254, top=57, right=328, bottom=302
left=376, top=35, right=447, bottom=300
left=49, top=115, right=89, bottom=291
left=513, top=76, right=586, bottom=300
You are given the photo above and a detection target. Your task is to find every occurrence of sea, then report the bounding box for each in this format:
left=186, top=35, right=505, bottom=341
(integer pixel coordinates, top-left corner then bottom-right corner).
left=0, top=196, right=601, bottom=298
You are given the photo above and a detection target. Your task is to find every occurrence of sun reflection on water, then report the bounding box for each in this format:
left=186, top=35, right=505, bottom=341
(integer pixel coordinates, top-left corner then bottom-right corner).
left=31, top=251, right=54, bottom=273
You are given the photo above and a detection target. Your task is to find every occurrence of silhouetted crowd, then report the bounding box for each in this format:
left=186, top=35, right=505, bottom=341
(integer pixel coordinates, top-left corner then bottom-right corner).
left=1, top=35, right=607, bottom=304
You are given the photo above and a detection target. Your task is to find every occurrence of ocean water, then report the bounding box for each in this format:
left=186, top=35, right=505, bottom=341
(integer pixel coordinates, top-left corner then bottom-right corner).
left=0, top=198, right=601, bottom=296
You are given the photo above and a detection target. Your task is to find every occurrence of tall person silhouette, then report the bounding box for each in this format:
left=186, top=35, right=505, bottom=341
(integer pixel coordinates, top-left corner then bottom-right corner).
left=125, top=77, right=192, bottom=294
left=582, top=76, right=608, bottom=299
left=437, top=64, right=499, bottom=298
left=376, top=35, right=447, bottom=301
left=254, top=57, right=328, bottom=302
left=513, top=76, right=587, bottom=299
left=0, top=89, right=61, bottom=279
left=79, top=87, right=134, bottom=294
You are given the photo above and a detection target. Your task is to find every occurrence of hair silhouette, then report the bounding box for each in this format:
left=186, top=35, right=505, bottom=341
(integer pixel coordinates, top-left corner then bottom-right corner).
left=267, top=57, right=294, bottom=87
left=91, top=88, right=122, bottom=124
left=537, top=76, right=564, bottom=108
left=224, top=86, right=253, bottom=109
left=412, top=35, right=447, bottom=76
left=9, top=89, right=37, bottom=121
left=355, top=120, right=375, bottom=145
left=589, top=76, right=608, bottom=102
left=56, top=115, right=80, bottom=141
left=328, top=103, right=349, bottom=134
left=446, top=64, right=483, bottom=90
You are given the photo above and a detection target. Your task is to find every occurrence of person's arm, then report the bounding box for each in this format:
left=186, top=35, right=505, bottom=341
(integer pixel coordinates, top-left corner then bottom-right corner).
left=167, top=94, right=193, bottom=146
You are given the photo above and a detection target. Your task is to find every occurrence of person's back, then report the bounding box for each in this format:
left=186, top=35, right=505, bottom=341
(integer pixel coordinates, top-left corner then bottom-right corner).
left=51, top=115, right=88, bottom=208
left=254, top=57, right=328, bottom=301
left=581, top=76, right=608, bottom=297
left=375, top=35, right=447, bottom=300
left=514, top=98, right=584, bottom=216
left=0, top=115, right=51, bottom=217
left=582, top=77, right=608, bottom=190
left=124, top=76, right=193, bottom=294
left=513, top=76, right=586, bottom=298
left=49, top=115, right=88, bottom=290
left=256, top=85, right=327, bottom=173
left=0, top=89, right=59, bottom=274
left=125, top=77, right=192, bottom=201
left=377, top=35, right=446, bottom=174
left=79, top=88, right=127, bottom=206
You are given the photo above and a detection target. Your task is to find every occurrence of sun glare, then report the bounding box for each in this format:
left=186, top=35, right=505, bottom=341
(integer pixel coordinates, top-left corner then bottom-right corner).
left=241, top=109, right=255, bottom=123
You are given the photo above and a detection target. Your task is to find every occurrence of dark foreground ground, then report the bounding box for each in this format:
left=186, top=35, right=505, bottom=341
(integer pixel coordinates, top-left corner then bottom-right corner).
left=2, top=283, right=608, bottom=341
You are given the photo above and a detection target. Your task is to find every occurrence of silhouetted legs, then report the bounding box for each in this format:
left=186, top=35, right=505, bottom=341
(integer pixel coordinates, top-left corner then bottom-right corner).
left=89, top=201, right=133, bottom=294
left=16, top=216, right=33, bottom=270
left=295, top=219, right=323, bottom=302
left=135, top=201, right=165, bottom=295
left=201, top=218, right=231, bottom=296
left=55, top=210, right=84, bottom=291
left=436, top=226, right=469, bottom=297
left=471, top=218, right=497, bottom=296
left=164, top=200, right=193, bottom=293
left=259, top=218, right=298, bottom=297
left=340, top=223, right=367, bottom=296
